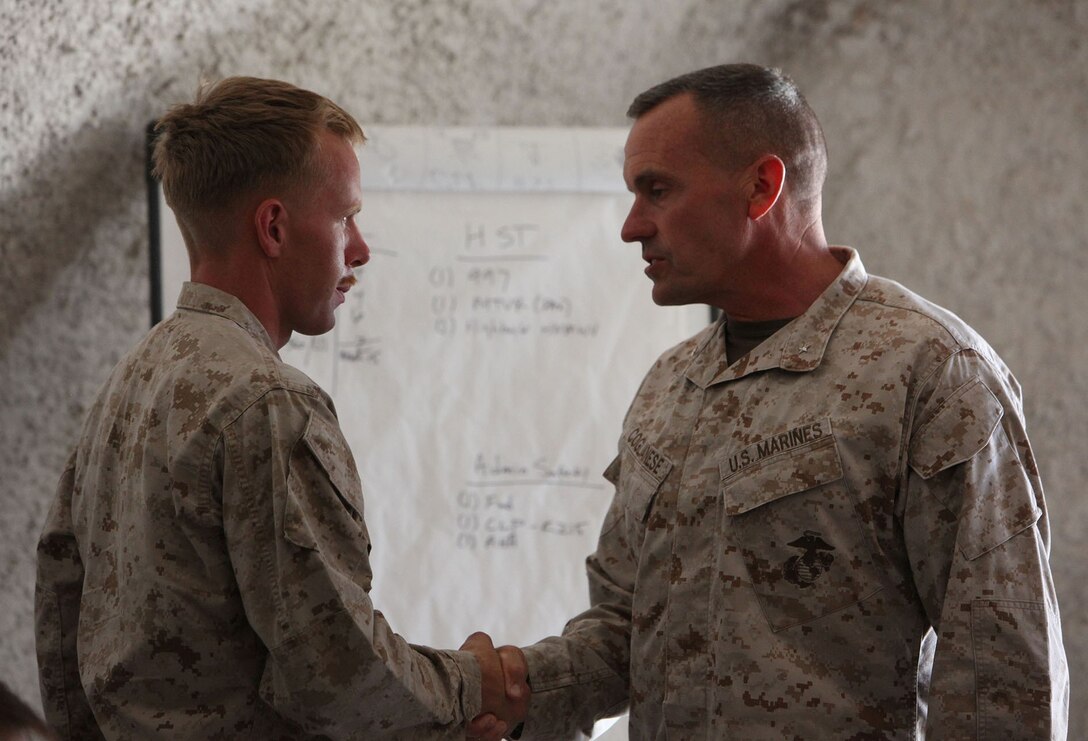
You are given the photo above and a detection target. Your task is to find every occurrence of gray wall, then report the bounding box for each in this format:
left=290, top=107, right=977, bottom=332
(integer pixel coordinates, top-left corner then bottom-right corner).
left=2, top=0, right=1085, bottom=733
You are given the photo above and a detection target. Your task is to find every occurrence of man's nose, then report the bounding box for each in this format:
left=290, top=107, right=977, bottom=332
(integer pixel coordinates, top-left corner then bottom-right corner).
left=348, top=226, right=370, bottom=267
left=620, top=201, right=653, bottom=243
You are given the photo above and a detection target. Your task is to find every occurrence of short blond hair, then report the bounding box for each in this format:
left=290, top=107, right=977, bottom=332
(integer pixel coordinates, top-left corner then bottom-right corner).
left=152, top=76, right=364, bottom=227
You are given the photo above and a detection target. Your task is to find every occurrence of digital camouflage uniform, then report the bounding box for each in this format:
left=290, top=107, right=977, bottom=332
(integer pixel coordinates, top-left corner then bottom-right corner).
left=520, top=248, right=1068, bottom=740
left=36, top=283, right=480, bottom=740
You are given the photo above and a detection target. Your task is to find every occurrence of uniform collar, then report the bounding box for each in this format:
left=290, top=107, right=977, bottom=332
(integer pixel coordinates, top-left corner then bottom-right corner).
left=176, top=282, right=278, bottom=354
left=684, top=247, right=868, bottom=389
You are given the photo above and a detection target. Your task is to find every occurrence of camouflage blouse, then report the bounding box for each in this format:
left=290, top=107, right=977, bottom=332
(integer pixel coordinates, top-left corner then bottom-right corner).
left=520, top=248, right=1068, bottom=740
left=36, top=283, right=480, bottom=740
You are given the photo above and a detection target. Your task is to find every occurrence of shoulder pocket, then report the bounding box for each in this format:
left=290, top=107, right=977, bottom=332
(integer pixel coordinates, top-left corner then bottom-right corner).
left=908, top=377, right=1040, bottom=560
left=909, top=377, right=1004, bottom=480
left=284, top=410, right=369, bottom=554
left=301, top=411, right=365, bottom=513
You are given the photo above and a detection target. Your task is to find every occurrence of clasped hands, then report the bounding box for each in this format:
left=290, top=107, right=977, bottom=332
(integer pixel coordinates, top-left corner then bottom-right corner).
left=460, top=632, right=530, bottom=741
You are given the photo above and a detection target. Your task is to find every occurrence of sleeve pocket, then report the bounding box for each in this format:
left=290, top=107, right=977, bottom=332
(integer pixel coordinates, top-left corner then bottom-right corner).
left=909, top=377, right=1003, bottom=480
left=973, top=599, right=1053, bottom=737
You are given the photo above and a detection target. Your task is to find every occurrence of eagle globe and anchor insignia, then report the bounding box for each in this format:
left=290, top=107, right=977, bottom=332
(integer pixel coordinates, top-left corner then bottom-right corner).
left=783, top=530, right=835, bottom=588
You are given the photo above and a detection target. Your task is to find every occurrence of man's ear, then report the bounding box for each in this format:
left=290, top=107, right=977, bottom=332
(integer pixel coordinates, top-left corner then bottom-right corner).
left=254, top=198, right=287, bottom=258
left=747, top=155, right=785, bottom=221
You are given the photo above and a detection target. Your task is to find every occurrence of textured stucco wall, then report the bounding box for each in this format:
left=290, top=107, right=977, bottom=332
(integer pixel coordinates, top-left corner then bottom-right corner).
left=2, top=0, right=1085, bottom=733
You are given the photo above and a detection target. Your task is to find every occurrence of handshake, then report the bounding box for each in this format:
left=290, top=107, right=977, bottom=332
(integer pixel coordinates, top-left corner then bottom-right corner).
left=460, top=632, right=531, bottom=741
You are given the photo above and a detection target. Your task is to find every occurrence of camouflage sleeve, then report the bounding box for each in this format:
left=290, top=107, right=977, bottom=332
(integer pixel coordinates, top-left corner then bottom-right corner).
left=34, top=454, right=106, bottom=740
left=220, top=388, right=481, bottom=738
left=902, top=350, right=1069, bottom=738
left=517, top=456, right=632, bottom=741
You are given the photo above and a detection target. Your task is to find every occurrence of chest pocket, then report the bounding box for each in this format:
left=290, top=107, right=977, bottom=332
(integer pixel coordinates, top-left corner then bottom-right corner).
left=603, top=436, right=674, bottom=550
left=721, top=425, right=885, bottom=632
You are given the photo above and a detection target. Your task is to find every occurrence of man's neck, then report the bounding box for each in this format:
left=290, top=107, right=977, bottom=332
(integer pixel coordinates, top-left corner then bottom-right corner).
left=721, top=244, right=844, bottom=322
left=191, top=254, right=286, bottom=349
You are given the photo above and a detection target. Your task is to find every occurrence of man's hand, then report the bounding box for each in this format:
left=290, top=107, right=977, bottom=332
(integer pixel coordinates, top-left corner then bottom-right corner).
left=461, top=632, right=530, bottom=740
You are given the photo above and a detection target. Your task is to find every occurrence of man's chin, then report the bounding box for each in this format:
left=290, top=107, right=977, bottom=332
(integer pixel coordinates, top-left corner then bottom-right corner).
left=295, top=316, right=337, bottom=338
left=651, top=287, right=680, bottom=306
left=651, top=288, right=703, bottom=309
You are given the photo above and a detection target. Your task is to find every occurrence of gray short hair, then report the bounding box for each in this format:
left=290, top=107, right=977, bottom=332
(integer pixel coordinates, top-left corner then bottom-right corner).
left=628, top=64, right=827, bottom=204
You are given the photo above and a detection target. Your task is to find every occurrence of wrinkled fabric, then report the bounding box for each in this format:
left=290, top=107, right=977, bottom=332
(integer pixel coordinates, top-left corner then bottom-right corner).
left=36, top=282, right=479, bottom=740
left=520, top=248, right=1068, bottom=740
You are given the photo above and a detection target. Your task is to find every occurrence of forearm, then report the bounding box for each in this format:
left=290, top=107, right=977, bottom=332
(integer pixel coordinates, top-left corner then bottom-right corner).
left=259, top=605, right=481, bottom=735
left=517, top=563, right=632, bottom=740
